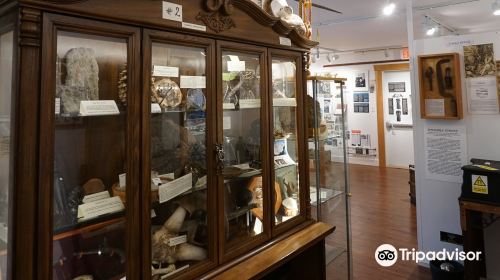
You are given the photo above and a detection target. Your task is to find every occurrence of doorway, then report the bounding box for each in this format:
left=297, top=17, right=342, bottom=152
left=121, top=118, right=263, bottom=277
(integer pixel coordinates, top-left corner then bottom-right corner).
left=382, top=70, right=415, bottom=168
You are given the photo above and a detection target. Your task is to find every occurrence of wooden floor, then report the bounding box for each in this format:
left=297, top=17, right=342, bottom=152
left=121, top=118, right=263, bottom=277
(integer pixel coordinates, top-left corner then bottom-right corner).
left=320, top=163, right=432, bottom=280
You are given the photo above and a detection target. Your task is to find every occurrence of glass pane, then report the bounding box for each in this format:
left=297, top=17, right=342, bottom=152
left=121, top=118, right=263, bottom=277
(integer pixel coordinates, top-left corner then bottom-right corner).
left=309, top=79, right=351, bottom=279
left=272, top=59, right=300, bottom=225
left=52, top=32, right=127, bottom=279
left=0, top=30, right=14, bottom=280
left=221, top=51, right=264, bottom=249
left=149, top=43, right=208, bottom=277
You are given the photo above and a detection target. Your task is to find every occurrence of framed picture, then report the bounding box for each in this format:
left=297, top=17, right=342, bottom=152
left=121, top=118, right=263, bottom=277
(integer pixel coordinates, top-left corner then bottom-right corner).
left=354, top=71, right=368, bottom=91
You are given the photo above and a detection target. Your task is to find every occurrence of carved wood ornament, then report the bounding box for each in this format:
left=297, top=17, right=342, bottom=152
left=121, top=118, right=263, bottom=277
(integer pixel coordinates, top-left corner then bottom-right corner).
left=197, top=0, right=236, bottom=33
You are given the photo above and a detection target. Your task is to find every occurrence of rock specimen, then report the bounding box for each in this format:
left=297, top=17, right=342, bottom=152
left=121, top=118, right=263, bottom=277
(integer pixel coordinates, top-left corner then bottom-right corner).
left=65, top=48, right=99, bottom=100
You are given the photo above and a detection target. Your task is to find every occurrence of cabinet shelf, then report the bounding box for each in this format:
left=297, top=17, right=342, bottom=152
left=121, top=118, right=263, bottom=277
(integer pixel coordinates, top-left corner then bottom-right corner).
left=227, top=203, right=258, bottom=221
left=53, top=212, right=125, bottom=241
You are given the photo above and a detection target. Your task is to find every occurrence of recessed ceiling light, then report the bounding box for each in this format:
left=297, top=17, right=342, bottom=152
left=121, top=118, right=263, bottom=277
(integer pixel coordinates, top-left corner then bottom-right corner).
left=426, top=27, right=437, bottom=36
left=493, top=1, right=500, bottom=15
left=383, top=3, right=396, bottom=16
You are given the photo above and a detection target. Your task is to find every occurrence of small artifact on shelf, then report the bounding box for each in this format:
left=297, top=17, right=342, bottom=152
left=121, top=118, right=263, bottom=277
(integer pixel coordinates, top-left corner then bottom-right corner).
left=152, top=264, right=176, bottom=278
left=151, top=78, right=183, bottom=109
left=82, top=178, right=106, bottom=195
left=117, top=64, right=127, bottom=107
left=187, top=88, right=206, bottom=111
left=282, top=197, right=298, bottom=216
left=264, top=0, right=307, bottom=36
left=247, top=176, right=282, bottom=220
left=152, top=205, right=207, bottom=265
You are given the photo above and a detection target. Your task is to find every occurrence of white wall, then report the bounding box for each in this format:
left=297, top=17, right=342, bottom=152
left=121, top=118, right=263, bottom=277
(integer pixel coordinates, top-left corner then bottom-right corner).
left=412, top=31, right=500, bottom=279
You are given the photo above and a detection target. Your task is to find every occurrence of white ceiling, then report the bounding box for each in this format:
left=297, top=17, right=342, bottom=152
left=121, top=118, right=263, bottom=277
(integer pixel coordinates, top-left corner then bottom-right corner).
left=289, top=0, right=500, bottom=52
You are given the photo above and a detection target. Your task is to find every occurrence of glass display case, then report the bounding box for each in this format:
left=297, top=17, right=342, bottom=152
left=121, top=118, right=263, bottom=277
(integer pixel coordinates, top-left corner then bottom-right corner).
left=308, top=77, right=352, bottom=279
left=0, top=25, right=15, bottom=280
left=4, top=0, right=321, bottom=279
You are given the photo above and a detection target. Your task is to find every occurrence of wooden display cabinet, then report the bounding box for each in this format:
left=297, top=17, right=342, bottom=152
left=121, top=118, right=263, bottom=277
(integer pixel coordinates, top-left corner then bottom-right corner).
left=0, top=0, right=335, bottom=279
left=418, top=53, right=463, bottom=119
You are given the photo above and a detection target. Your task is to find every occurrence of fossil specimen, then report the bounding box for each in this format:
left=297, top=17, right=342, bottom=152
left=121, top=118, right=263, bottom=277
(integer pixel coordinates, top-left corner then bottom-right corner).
left=65, top=48, right=99, bottom=100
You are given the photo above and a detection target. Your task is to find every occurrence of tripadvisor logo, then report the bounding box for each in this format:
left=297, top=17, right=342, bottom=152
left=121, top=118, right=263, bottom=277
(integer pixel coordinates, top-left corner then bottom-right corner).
left=375, top=244, right=482, bottom=267
left=375, top=244, right=398, bottom=267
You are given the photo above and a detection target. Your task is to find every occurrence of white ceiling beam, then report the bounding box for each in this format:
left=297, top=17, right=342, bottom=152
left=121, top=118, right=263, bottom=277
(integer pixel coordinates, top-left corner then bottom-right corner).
left=413, top=0, right=479, bottom=11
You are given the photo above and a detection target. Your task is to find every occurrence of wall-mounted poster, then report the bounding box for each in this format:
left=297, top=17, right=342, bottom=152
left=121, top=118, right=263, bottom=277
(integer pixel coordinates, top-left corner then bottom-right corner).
left=388, top=82, right=405, bottom=92
left=318, top=81, right=331, bottom=95
left=463, top=44, right=499, bottom=114
left=353, top=92, right=369, bottom=113
left=464, top=44, right=496, bottom=78
left=354, top=71, right=368, bottom=91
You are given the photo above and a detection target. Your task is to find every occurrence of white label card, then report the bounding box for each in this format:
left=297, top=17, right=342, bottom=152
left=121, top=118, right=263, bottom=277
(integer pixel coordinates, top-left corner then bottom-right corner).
left=153, top=65, right=179, bottom=77
left=55, top=98, right=61, bottom=115
left=425, top=99, right=445, bottom=117
left=168, top=235, right=187, bottom=246
left=223, top=116, right=231, bottom=130
left=80, top=100, right=120, bottom=116
left=159, top=173, right=192, bottom=203
left=119, top=173, right=126, bottom=188
left=162, top=1, right=182, bottom=22
left=227, top=61, right=246, bottom=72
left=223, top=103, right=235, bottom=110
left=182, top=22, right=207, bottom=31
left=151, top=103, right=162, bottom=114
left=273, top=98, right=297, bottom=107
left=239, top=99, right=261, bottom=109
left=180, top=76, right=206, bottom=89
left=195, top=175, right=207, bottom=188
left=279, top=37, right=292, bottom=46
left=77, top=196, right=124, bottom=221
left=82, top=191, right=111, bottom=204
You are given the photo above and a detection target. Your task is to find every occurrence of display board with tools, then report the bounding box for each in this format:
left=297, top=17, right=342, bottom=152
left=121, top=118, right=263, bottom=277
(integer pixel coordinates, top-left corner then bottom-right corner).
left=1, top=0, right=336, bottom=279
left=418, top=53, right=463, bottom=119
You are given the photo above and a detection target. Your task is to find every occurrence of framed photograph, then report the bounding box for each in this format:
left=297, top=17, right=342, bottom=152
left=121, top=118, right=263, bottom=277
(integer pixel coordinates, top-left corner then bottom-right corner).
left=388, top=82, right=405, bottom=92
left=354, top=71, right=368, bottom=91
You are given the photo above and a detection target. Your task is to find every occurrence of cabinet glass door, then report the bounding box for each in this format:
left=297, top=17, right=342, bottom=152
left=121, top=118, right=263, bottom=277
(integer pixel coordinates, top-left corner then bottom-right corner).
left=49, top=27, right=137, bottom=279
left=270, top=55, right=303, bottom=227
left=219, top=44, right=270, bottom=259
left=0, top=29, right=14, bottom=280
left=147, top=38, right=213, bottom=278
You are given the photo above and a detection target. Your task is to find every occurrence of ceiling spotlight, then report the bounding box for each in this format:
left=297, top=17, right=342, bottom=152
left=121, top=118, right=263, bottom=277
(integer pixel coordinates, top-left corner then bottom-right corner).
left=383, top=3, right=396, bottom=16
left=384, top=49, right=389, bottom=58
left=493, top=0, right=500, bottom=15
left=332, top=54, right=340, bottom=61
left=426, top=27, right=436, bottom=36
left=326, top=54, right=332, bottom=63
left=426, top=27, right=437, bottom=36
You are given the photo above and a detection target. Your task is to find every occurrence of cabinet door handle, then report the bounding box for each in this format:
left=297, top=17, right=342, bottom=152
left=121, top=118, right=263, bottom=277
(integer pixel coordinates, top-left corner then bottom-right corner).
left=215, top=144, right=225, bottom=173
